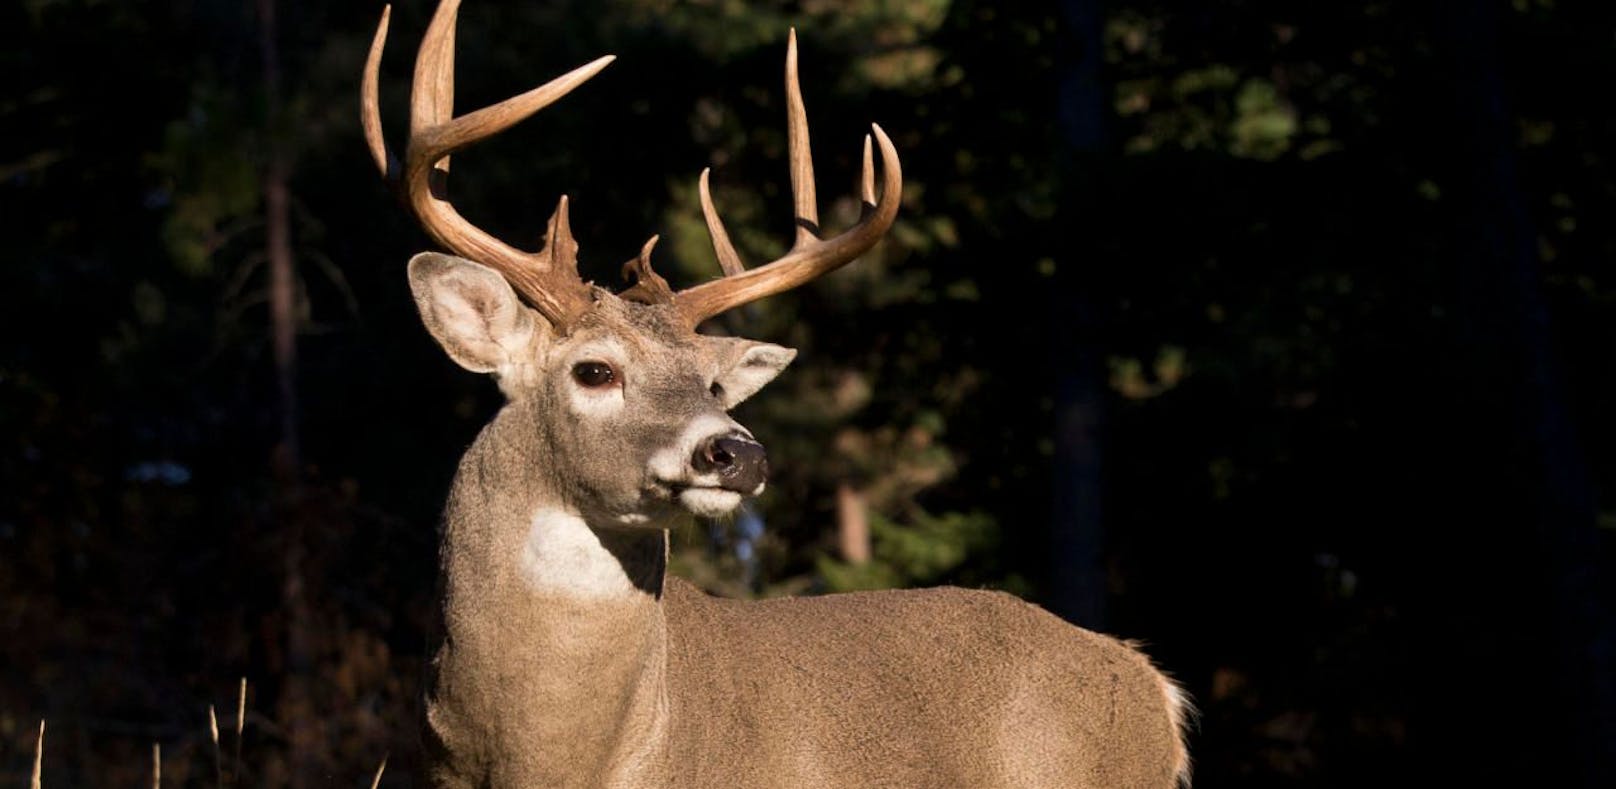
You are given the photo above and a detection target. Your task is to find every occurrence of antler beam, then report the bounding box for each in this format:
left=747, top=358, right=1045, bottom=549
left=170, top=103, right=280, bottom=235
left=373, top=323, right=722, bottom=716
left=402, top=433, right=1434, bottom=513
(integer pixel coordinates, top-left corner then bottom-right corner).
left=362, top=0, right=610, bottom=331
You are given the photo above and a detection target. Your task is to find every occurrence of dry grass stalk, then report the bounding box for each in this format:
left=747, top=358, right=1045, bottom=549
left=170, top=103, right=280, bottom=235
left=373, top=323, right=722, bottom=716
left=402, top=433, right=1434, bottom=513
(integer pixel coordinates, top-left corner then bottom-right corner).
left=369, top=755, right=388, bottom=789
left=233, top=678, right=247, bottom=785
left=30, top=720, right=43, bottom=789
left=208, top=703, right=223, bottom=788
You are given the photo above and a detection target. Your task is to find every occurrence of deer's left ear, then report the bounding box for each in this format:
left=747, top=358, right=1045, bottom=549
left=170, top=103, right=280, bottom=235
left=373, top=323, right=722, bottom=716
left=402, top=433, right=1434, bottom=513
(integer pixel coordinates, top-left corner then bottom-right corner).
left=707, top=338, right=796, bottom=409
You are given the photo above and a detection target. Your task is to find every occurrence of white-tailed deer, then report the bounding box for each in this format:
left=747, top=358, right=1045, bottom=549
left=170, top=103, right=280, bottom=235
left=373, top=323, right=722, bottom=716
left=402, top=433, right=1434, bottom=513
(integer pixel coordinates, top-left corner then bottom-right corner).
left=362, top=2, right=1190, bottom=786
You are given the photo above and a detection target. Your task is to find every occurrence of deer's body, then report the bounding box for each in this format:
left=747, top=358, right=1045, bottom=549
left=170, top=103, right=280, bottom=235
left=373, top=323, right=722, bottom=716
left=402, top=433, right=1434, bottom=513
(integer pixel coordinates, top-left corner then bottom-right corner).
left=420, top=388, right=1187, bottom=788
left=364, top=2, right=1190, bottom=785
left=669, top=581, right=1183, bottom=788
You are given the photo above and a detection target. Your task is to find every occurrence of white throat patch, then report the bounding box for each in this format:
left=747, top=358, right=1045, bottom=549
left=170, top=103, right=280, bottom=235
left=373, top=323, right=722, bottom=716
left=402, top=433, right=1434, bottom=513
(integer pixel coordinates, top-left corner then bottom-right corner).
left=520, top=508, right=636, bottom=599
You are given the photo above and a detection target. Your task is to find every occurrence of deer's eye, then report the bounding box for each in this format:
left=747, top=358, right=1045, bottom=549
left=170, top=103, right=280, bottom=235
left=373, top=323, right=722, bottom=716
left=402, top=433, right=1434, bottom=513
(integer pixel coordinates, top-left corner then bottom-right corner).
left=572, top=361, right=617, bottom=388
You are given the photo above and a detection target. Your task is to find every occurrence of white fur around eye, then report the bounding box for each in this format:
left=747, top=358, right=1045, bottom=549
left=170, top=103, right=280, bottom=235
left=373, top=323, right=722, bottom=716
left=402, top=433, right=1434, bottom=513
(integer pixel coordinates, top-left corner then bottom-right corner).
left=565, top=342, right=629, bottom=418
left=567, top=382, right=625, bottom=418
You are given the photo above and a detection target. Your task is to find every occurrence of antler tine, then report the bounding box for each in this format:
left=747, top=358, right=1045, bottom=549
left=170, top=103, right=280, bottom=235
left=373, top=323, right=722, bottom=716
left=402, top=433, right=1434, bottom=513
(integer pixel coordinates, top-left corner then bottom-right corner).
left=413, top=0, right=458, bottom=140
left=363, top=0, right=613, bottom=331
left=785, top=29, right=819, bottom=248
left=619, top=235, right=677, bottom=304
left=361, top=5, right=398, bottom=180
left=673, top=32, right=902, bottom=330
left=698, top=168, right=746, bottom=277
left=410, top=1, right=615, bottom=168
left=676, top=123, right=901, bottom=329
left=861, top=134, right=875, bottom=206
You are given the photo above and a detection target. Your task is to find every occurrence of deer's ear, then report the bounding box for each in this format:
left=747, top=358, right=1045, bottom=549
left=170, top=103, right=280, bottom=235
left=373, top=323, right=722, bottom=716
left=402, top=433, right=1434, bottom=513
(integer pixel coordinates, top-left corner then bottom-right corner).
left=708, top=338, right=796, bottom=409
left=407, top=252, right=542, bottom=374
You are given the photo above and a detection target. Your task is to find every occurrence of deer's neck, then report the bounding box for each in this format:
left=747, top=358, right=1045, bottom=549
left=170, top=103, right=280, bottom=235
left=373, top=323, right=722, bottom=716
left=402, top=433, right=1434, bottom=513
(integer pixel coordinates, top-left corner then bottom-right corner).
left=429, top=410, right=671, bottom=785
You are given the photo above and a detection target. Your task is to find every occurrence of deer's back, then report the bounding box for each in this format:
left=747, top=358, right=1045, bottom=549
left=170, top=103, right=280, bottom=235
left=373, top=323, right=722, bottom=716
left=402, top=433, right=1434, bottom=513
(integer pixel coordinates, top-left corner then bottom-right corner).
left=663, top=577, right=1188, bottom=788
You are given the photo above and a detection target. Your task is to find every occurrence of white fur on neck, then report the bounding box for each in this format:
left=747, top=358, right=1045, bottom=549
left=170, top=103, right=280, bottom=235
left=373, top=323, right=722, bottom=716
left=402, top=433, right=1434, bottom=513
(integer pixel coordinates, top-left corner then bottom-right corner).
left=521, top=507, right=636, bottom=599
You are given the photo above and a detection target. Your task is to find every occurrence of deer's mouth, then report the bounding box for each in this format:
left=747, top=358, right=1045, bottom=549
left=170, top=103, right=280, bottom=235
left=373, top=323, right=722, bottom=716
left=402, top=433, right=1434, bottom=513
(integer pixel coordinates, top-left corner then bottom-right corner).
left=676, top=486, right=745, bottom=517
left=647, top=479, right=751, bottom=518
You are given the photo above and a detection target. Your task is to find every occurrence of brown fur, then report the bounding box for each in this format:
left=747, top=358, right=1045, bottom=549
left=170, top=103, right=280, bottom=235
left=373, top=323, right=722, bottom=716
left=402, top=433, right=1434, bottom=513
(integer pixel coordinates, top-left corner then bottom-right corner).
left=408, top=252, right=1190, bottom=787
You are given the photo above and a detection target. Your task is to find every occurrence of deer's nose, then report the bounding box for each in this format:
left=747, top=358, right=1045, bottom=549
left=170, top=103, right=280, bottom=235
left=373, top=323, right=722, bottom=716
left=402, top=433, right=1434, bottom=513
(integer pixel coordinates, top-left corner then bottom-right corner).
left=693, top=435, right=769, bottom=494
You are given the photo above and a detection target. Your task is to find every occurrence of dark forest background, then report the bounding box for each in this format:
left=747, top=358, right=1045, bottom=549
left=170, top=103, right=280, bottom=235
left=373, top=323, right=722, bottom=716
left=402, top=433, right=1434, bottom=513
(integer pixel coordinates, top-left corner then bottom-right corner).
left=3, top=0, right=1614, bottom=785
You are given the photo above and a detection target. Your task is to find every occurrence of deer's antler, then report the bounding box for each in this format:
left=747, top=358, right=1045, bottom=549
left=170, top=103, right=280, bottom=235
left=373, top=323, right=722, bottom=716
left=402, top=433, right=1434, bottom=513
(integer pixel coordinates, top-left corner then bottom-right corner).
left=364, top=4, right=901, bottom=333
left=362, top=0, right=610, bottom=331
left=668, top=30, right=903, bottom=330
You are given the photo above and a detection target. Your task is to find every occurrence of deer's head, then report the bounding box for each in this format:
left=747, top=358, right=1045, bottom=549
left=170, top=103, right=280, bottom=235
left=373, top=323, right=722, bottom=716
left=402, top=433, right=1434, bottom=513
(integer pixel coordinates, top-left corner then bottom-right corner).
left=361, top=0, right=900, bottom=524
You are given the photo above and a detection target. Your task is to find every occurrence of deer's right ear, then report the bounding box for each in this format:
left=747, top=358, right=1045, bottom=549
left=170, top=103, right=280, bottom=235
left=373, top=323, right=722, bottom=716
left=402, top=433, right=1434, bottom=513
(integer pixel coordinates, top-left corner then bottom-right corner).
left=407, top=252, right=543, bottom=374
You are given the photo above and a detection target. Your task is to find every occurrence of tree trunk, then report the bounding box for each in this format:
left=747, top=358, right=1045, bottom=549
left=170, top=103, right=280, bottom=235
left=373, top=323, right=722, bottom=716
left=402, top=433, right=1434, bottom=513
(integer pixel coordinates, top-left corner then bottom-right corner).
left=266, top=158, right=298, bottom=480
left=256, top=0, right=314, bottom=783
left=836, top=482, right=871, bottom=564
left=1049, top=0, right=1109, bottom=629
left=1423, top=2, right=1615, bottom=783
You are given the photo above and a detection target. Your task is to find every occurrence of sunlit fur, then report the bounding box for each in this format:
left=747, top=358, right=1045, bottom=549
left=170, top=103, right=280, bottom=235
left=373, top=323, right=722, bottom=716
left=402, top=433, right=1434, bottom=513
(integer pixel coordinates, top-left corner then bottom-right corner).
left=1162, top=672, right=1197, bottom=787
left=408, top=252, right=1190, bottom=788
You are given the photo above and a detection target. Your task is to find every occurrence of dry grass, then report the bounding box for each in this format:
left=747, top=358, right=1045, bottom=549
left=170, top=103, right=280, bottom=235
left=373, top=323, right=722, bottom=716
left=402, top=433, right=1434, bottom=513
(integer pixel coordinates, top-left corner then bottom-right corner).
left=25, top=677, right=391, bottom=787
left=234, top=678, right=245, bottom=781
left=208, top=704, right=221, bottom=786
left=30, top=721, right=42, bottom=789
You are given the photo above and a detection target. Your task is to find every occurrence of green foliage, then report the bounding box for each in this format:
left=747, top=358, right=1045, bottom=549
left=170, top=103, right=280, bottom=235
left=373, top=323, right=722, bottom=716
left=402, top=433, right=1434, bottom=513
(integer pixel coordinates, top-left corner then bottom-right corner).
left=150, top=84, right=263, bottom=276
left=818, top=508, right=998, bottom=592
